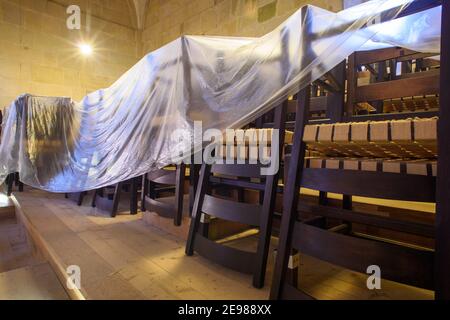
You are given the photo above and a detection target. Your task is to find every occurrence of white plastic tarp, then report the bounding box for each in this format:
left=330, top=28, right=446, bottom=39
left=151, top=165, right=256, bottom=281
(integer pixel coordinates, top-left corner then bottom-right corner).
left=0, top=0, right=442, bottom=192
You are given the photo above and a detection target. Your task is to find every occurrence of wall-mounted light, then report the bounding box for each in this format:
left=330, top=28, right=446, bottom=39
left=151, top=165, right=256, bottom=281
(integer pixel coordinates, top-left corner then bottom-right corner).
left=78, top=43, right=93, bottom=56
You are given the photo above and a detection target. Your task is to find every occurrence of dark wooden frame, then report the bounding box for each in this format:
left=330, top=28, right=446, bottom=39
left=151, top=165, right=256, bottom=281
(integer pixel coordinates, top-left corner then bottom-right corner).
left=141, top=164, right=197, bottom=226
left=260, top=61, right=346, bottom=131
left=271, top=86, right=438, bottom=300
left=435, top=0, right=450, bottom=300
left=346, top=47, right=440, bottom=121
left=6, top=172, right=24, bottom=196
left=186, top=103, right=287, bottom=289
left=271, top=0, right=446, bottom=300
left=91, top=177, right=140, bottom=218
left=64, top=192, right=87, bottom=206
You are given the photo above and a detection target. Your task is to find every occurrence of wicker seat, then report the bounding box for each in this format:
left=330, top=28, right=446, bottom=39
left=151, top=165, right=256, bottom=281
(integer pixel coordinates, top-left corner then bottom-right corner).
left=304, top=157, right=437, bottom=177
left=271, top=43, right=445, bottom=300
left=303, top=118, right=437, bottom=159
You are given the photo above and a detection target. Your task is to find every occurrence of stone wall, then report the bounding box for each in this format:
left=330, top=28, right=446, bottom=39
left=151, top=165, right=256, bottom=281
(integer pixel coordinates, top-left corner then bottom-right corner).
left=142, top=0, right=343, bottom=53
left=0, top=0, right=344, bottom=109
left=0, top=0, right=139, bottom=108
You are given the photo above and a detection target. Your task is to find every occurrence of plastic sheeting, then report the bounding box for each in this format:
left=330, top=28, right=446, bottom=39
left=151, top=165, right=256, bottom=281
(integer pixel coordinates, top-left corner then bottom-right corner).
left=0, top=0, right=442, bottom=193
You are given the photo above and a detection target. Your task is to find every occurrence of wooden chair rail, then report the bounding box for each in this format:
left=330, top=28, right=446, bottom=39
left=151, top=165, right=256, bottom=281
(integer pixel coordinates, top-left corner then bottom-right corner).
left=144, top=196, right=178, bottom=219
left=142, top=164, right=191, bottom=226
left=354, top=47, right=435, bottom=65
left=347, top=110, right=440, bottom=122
left=286, top=97, right=330, bottom=114
left=395, top=68, right=440, bottom=80
left=92, top=179, right=140, bottom=217
left=300, top=168, right=436, bottom=203
left=292, top=221, right=435, bottom=290
left=146, top=170, right=177, bottom=185
left=209, top=176, right=267, bottom=192
left=298, top=202, right=435, bottom=238
left=355, top=73, right=440, bottom=103
left=211, top=164, right=265, bottom=179
left=194, top=234, right=256, bottom=275
left=202, top=195, right=261, bottom=227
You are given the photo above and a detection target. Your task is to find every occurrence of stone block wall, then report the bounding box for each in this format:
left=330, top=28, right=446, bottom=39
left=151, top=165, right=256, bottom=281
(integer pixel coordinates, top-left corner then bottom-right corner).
left=142, top=0, right=343, bottom=53
left=0, top=0, right=344, bottom=109
left=0, top=0, right=139, bottom=108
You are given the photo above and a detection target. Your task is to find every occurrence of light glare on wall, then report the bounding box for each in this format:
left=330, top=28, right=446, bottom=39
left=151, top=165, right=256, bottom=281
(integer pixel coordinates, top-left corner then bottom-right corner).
left=78, top=43, right=93, bottom=56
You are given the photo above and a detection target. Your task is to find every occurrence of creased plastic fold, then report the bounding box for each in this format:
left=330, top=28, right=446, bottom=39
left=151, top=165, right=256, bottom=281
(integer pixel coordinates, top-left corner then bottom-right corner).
left=0, top=0, right=442, bottom=192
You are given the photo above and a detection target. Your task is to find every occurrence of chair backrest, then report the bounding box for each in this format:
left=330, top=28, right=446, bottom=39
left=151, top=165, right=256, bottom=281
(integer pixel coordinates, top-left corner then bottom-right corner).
left=271, top=84, right=438, bottom=300
left=254, top=61, right=347, bottom=130
left=186, top=104, right=289, bottom=288
left=146, top=167, right=180, bottom=186
left=347, top=47, right=440, bottom=121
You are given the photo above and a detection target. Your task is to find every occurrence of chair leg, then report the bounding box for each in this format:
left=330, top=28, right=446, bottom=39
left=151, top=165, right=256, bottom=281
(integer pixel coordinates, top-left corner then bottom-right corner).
left=189, top=185, right=195, bottom=215
left=14, top=172, right=24, bottom=192
left=149, top=179, right=157, bottom=199
left=189, top=164, right=200, bottom=216
left=14, top=173, right=20, bottom=186
left=253, top=102, right=286, bottom=289
left=91, top=189, right=99, bottom=208
left=259, top=190, right=264, bottom=205
left=253, top=161, right=282, bottom=288
left=174, top=164, right=186, bottom=226
left=198, top=221, right=210, bottom=238
left=77, top=192, right=85, bottom=206
left=141, top=175, right=148, bottom=212
left=270, top=87, right=311, bottom=300
left=286, top=249, right=300, bottom=288
left=319, top=191, right=328, bottom=205
left=111, top=183, right=123, bottom=218
left=186, top=164, right=211, bottom=256
left=343, top=195, right=352, bottom=209
left=7, top=173, right=14, bottom=196
left=237, top=188, right=245, bottom=203
left=130, top=178, right=138, bottom=215
left=342, top=195, right=353, bottom=234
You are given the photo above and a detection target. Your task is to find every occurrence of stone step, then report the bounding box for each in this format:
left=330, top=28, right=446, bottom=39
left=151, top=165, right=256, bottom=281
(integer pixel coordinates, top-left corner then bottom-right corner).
left=0, top=263, right=69, bottom=300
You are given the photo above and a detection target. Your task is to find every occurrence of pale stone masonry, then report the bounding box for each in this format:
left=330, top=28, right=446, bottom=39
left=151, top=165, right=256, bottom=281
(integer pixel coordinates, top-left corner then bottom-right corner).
left=0, top=0, right=139, bottom=108
left=142, top=0, right=343, bottom=53
left=0, top=0, right=342, bottom=109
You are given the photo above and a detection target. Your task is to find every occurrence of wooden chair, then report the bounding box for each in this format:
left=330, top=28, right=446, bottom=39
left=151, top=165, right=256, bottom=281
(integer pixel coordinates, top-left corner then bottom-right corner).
left=347, top=47, right=439, bottom=120
left=3, top=108, right=20, bottom=196
left=64, top=192, right=87, bottom=206
left=6, top=172, right=24, bottom=196
left=186, top=105, right=289, bottom=288
left=271, top=45, right=443, bottom=299
left=141, top=164, right=199, bottom=226
left=257, top=61, right=346, bottom=131
left=91, top=177, right=141, bottom=218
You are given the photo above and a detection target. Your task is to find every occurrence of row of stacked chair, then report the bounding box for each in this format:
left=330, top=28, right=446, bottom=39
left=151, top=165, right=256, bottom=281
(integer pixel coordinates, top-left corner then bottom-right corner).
left=0, top=110, right=24, bottom=196
left=184, top=45, right=443, bottom=298
left=58, top=2, right=449, bottom=299
left=65, top=177, right=141, bottom=217
left=271, top=46, right=441, bottom=298
left=61, top=44, right=444, bottom=298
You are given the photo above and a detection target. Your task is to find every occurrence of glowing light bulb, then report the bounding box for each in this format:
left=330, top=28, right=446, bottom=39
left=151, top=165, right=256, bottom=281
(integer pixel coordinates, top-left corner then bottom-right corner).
left=78, top=43, right=93, bottom=56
